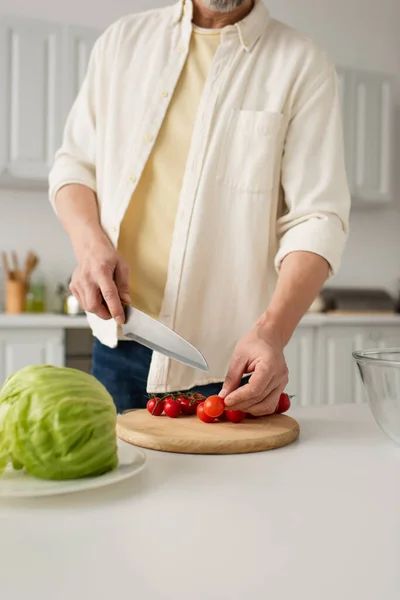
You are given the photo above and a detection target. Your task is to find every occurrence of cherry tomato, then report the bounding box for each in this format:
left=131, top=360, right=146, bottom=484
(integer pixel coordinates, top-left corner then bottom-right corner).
left=164, top=399, right=182, bottom=418
left=177, top=394, right=199, bottom=416
left=146, top=397, right=164, bottom=416
left=225, top=409, right=246, bottom=423
left=196, top=402, right=215, bottom=423
left=218, top=411, right=227, bottom=421
left=203, top=395, right=225, bottom=419
left=275, top=393, right=291, bottom=414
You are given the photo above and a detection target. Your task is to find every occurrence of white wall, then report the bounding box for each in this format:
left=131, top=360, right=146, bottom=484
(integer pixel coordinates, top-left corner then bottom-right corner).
left=0, top=0, right=399, bottom=309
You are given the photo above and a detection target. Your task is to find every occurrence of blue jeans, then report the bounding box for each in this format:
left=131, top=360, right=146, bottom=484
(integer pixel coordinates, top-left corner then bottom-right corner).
left=91, top=338, right=227, bottom=413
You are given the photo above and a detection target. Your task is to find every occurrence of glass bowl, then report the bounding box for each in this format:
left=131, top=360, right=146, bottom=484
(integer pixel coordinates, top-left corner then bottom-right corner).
left=353, top=349, right=400, bottom=445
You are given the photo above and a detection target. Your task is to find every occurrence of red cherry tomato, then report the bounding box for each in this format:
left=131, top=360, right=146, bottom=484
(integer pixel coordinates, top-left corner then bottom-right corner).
left=146, top=397, right=164, bottom=416
left=203, top=395, right=225, bottom=419
left=196, top=402, right=215, bottom=423
left=164, top=399, right=182, bottom=418
left=218, top=411, right=227, bottom=421
left=225, top=409, right=246, bottom=423
left=177, top=394, right=199, bottom=415
left=275, top=393, right=291, bottom=414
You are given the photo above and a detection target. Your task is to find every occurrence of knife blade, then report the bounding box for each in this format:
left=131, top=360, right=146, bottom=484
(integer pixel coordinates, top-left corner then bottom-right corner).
left=121, top=306, right=209, bottom=372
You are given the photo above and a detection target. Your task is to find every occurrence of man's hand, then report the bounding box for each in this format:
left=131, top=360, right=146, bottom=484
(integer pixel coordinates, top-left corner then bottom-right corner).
left=220, top=326, right=289, bottom=416
left=55, top=184, right=131, bottom=325
left=219, top=251, right=330, bottom=415
left=70, top=234, right=131, bottom=325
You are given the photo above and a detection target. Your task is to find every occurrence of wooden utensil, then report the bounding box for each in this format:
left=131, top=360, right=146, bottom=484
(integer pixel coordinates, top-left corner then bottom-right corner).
left=1, top=252, right=11, bottom=279
left=23, top=252, right=39, bottom=281
left=11, top=251, right=19, bottom=272
left=117, top=410, right=300, bottom=455
left=1, top=251, right=39, bottom=313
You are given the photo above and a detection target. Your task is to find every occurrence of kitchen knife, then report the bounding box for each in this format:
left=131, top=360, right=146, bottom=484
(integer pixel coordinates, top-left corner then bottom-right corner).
left=121, top=305, right=209, bottom=372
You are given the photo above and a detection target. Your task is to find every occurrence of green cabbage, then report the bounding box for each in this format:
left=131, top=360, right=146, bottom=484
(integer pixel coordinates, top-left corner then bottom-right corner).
left=0, top=365, right=118, bottom=480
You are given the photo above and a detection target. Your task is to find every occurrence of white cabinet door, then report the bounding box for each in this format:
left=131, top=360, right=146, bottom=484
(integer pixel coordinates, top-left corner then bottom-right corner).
left=374, top=326, right=400, bottom=350
left=63, top=27, right=98, bottom=118
left=338, top=67, right=393, bottom=204
left=350, top=71, right=393, bottom=203
left=0, top=20, right=7, bottom=176
left=0, top=17, right=63, bottom=181
left=336, top=67, right=355, bottom=193
left=284, top=327, right=315, bottom=407
left=0, top=329, right=65, bottom=385
left=315, top=326, right=378, bottom=406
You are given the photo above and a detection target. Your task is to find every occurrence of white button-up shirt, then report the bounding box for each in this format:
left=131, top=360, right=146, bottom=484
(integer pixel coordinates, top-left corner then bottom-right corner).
left=49, top=0, right=350, bottom=393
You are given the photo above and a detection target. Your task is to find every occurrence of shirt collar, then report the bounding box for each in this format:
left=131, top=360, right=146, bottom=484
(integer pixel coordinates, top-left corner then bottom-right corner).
left=172, top=0, right=270, bottom=52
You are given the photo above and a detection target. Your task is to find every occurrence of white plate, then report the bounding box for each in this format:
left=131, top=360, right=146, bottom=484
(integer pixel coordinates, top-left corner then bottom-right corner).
left=0, top=442, right=146, bottom=498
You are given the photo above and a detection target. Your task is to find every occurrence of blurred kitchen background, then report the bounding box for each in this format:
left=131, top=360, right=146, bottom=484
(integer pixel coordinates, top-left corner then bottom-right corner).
left=0, top=0, right=399, bottom=403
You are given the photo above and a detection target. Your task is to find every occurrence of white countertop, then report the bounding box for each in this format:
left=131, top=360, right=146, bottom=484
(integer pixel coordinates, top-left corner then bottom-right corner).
left=0, top=313, right=89, bottom=328
left=1, top=404, right=399, bottom=600
left=0, top=312, right=399, bottom=329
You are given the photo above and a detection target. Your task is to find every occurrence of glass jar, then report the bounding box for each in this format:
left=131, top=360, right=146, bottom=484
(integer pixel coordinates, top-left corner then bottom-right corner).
left=25, top=275, right=46, bottom=313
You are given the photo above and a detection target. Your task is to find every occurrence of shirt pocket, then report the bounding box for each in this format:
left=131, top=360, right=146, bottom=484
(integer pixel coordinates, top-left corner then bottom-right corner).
left=216, top=109, right=285, bottom=195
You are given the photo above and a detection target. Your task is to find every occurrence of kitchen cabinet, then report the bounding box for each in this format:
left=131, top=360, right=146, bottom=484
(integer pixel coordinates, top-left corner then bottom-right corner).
left=0, top=18, right=63, bottom=182
left=64, top=26, right=98, bottom=116
left=370, top=326, right=400, bottom=349
left=315, top=326, right=375, bottom=406
left=0, top=329, right=64, bottom=383
left=284, top=327, right=315, bottom=407
left=65, top=328, right=93, bottom=374
left=315, top=325, right=400, bottom=406
left=337, top=67, right=393, bottom=204
left=0, top=17, right=99, bottom=186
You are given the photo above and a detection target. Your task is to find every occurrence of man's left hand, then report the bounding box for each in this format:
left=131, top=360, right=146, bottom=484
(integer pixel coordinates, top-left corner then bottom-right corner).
left=220, top=326, right=289, bottom=416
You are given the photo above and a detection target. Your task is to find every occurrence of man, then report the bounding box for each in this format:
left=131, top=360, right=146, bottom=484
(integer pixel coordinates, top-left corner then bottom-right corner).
left=49, top=0, right=350, bottom=414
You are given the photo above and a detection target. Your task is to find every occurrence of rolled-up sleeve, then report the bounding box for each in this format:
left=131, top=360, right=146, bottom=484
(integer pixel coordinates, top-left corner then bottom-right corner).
left=48, top=36, right=102, bottom=210
left=275, top=59, right=351, bottom=276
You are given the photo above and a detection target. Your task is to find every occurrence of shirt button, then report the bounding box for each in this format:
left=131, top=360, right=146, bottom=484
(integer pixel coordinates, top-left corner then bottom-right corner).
left=145, top=134, right=154, bottom=143
left=110, top=226, right=117, bottom=234
left=129, top=176, right=137, bottom=184
left=178, top=45, right=186, bottom=54
left=161, top=90, right=169, bottom=98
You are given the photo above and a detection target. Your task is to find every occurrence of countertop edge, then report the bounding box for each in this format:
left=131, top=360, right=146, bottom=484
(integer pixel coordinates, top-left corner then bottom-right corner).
left=0, top=314, right=90, bottom=328
left=0, top=312, right=400, bottom=329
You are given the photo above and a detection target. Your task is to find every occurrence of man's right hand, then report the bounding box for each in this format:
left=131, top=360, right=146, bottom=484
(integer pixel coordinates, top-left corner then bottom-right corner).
left=69, top=235, right=131, bottom=325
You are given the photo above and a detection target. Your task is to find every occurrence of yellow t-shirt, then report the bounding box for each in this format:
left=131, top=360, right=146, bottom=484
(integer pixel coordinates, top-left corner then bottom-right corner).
left=118, top=27, right=221, bottom=318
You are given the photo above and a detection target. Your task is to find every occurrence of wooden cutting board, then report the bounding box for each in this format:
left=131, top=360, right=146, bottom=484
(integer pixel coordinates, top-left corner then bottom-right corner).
left=117, top=410, right=300, bottom=455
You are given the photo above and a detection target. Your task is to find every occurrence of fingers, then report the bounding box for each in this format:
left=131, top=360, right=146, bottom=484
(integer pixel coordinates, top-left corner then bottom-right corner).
left=82, top=283, right=112, bottom=320
left=98, top=277, right=125, bottom=325
left=224, top=366, right=273, bottom=411
left=69, top=281, right=83, bottom=308
left=224, top=363, right=288, bottom=416
left=70, top=254, right=128, bottom=324
left=115, top=259, right=131, bottom=306
left=219, top=353, right=247, bottom=399
left=247, top=387, right=282, bottom=417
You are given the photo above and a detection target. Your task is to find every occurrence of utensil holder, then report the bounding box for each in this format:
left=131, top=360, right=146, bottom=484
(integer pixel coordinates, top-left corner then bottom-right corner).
left=6, top=279, right=26, bottom=314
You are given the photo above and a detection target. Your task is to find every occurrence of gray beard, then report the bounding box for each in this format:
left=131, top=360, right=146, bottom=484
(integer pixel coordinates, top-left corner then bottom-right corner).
left=201, top=0, right=247, bottom=13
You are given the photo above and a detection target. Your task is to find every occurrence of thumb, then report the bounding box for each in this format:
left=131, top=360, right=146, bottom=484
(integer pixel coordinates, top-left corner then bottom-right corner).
left=115, top=260, right=131, bottom=305
left=219, top=353, right=247, bottom=399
